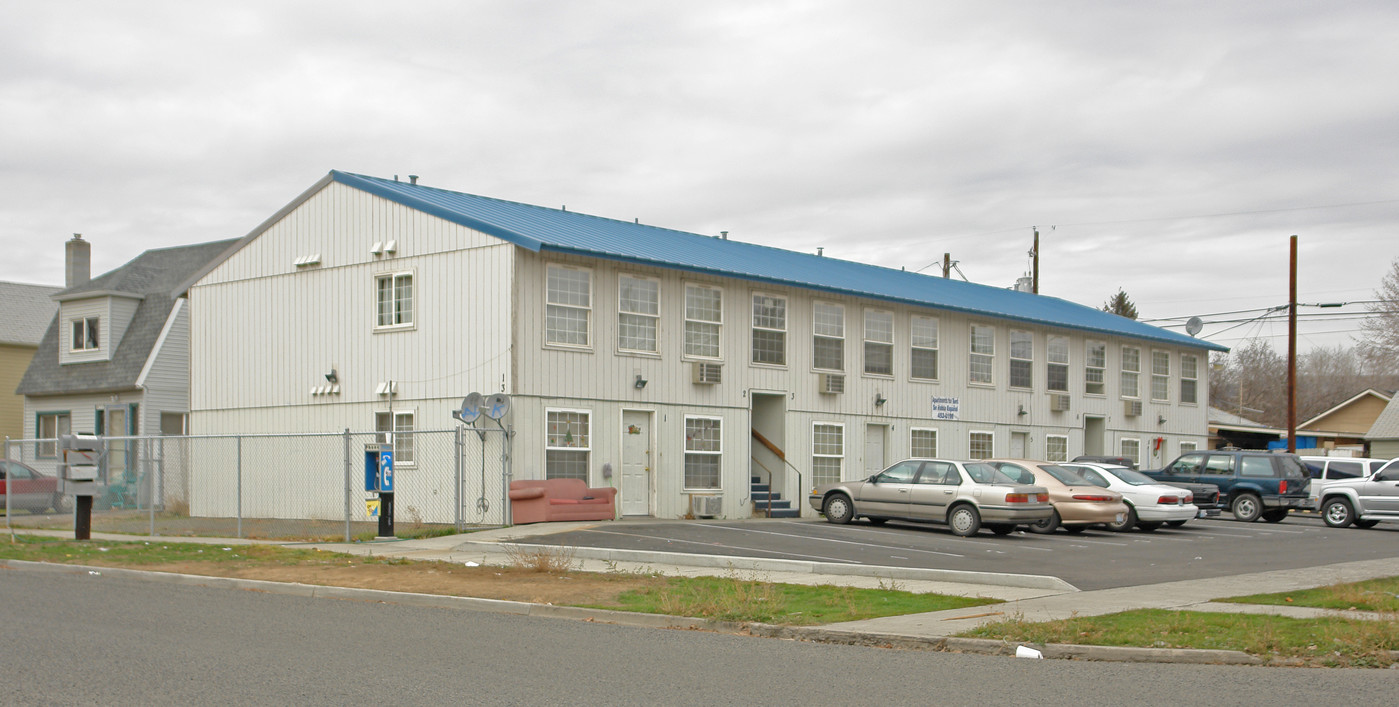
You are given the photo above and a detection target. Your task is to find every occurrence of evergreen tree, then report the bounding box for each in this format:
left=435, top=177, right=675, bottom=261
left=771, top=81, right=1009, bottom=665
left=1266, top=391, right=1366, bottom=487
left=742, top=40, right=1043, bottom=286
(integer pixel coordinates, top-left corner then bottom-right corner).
left=1102, top=289, right=1139, bottom=320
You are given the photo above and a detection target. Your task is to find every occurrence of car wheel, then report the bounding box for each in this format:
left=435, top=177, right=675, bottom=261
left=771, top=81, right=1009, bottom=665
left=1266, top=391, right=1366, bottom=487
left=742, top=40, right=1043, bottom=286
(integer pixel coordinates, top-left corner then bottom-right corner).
left=1166, top=520, right=1187, bottom=528
left=1029, top=510, right=1060, bottom=534
left=866, top=517, right=888, bottom=526
left=1137, top=522, right=1162, bottom=532
left=948, top=504, right=981, bottom=537
left=1261, top=509, right=1289, bottom=523
left=1355, top=519, right=1379, bottom=529
left=1321, top=498, right=1355, bottom=528
left=823, top=495, right=854, bottom=525
left=52, top=493, right=73, bottom=514
left=988, top=524, right=1015, bottom=536
left=1107, top=505, right=1138, bottom=532
left=1231, top=494, right=1262, bottom=522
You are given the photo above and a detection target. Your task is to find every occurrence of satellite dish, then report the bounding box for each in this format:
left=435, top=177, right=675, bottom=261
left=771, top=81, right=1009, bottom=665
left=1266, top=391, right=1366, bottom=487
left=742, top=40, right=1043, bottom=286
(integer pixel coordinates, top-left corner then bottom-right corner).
left=484, top=393, right=511, bottom=420
left=458, top=392, right=483, bottom=423
left=1185, top=316, right=1204, bottom=337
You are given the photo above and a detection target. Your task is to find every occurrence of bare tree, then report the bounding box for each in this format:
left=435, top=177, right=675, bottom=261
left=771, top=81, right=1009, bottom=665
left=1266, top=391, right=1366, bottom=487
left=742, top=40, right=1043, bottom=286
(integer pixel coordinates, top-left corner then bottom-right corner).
left=1208, top=339, right=1286, bottom=426
left=1358, top=257, right=1399, bottom=374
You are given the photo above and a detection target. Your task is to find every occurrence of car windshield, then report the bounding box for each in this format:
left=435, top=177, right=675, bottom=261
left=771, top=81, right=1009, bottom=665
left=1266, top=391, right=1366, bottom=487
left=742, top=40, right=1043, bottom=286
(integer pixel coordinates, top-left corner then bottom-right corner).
left=1042, top=465, right=1091, bottom=486
left=1103, top=467, right=1156, bottom=486
left=964, top=462, right=1020, bottom=485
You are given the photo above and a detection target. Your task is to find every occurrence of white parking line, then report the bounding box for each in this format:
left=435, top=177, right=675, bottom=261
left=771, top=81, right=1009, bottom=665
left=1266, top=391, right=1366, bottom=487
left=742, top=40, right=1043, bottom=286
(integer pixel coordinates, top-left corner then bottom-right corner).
left=577, top=528, right=866, bottom=564
left=776, top=520, right=1057, bottom=552
left=1052, top=536, right=1131, bottom=547
left=707, top=523, right=965, bottom=558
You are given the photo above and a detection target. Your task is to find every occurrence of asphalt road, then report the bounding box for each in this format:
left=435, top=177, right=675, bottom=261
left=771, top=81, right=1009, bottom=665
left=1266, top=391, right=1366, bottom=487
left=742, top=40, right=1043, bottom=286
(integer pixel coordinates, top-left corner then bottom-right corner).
left=3, top=568, right=1396, bottom=705
left=513, top=514, right=1399, bottom=590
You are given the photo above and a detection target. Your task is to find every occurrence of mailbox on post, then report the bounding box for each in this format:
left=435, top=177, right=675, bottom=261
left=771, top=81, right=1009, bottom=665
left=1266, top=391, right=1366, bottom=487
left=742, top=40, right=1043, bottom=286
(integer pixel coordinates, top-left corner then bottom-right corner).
left=364, top=443, right=395, bottom=537
left=58, top=434, right=106, bottom=540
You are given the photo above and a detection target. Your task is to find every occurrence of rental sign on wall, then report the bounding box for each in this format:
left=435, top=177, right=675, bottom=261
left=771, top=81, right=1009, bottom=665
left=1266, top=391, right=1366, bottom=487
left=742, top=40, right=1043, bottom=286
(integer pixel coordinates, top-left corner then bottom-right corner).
left=930, top=396, right=960, bottom=420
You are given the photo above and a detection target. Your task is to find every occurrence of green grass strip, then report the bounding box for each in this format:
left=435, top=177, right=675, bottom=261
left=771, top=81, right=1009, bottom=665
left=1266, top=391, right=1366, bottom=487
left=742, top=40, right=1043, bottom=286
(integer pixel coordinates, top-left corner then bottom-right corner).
left=1217, top=576, right=1399, bottom=613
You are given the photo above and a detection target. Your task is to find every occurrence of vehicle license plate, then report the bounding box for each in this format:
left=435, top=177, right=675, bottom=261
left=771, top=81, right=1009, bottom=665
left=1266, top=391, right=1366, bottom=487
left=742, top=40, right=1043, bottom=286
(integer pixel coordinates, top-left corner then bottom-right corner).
left=1115, top=513, right=1125, bottom=523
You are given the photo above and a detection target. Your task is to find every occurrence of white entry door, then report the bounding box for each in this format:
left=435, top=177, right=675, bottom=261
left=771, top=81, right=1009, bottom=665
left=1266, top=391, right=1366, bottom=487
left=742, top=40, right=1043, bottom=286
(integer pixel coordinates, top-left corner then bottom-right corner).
left=865, top=424, right=886, bottom=476
left=1011, top=431, right=1028, bottom=458
left=621, top=411, right=652, bottom=516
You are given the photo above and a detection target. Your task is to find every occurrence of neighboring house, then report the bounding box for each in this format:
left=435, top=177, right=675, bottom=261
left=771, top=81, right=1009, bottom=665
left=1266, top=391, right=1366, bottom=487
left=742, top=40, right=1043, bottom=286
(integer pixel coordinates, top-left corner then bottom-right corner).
left=1, top=281, right=60, bottom=442
left=1298, top=388, right=1392, bottom=454
left=1208, top=406, right=1284, bottom=451
left=17, top=234, right=236, bottom=479
left=1365, top=396, right=1399, bottom=459
left=185, top=170, right=1226, bottom=522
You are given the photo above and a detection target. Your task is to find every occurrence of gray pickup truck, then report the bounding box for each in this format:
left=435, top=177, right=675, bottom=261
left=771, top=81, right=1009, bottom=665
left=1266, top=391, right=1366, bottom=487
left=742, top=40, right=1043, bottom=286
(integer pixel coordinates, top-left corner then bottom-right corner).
left=1316, top=459, right=1399, bottom=528
left=1141, top=450, right=1311, bottom=522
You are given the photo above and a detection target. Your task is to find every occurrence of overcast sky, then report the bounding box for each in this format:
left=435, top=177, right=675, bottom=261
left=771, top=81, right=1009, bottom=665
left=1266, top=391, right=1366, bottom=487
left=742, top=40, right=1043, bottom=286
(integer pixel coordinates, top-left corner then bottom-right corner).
left=4, top=1, right=1397, bottom=355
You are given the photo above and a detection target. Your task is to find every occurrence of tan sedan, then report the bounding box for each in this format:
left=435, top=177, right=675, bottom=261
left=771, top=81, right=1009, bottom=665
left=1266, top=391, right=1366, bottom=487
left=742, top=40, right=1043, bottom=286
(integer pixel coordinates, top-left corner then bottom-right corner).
left=987, top=459, right=1129, bottom=534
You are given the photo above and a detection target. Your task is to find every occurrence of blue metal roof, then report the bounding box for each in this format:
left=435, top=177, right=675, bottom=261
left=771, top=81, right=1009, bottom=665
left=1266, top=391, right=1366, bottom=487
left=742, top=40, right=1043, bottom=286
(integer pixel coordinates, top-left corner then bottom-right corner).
left=332, top=170, right=1226, bottom=352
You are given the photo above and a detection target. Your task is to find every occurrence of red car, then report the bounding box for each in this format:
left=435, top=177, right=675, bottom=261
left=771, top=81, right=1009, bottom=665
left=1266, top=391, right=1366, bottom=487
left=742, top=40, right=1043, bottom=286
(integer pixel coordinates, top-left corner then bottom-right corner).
left=0, top=459, right=71, bottom=514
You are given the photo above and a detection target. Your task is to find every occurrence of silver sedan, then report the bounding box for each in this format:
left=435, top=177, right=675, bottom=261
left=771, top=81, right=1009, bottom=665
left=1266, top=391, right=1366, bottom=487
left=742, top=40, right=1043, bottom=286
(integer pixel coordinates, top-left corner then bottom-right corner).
left=808, top=458, right=1053, bottom=536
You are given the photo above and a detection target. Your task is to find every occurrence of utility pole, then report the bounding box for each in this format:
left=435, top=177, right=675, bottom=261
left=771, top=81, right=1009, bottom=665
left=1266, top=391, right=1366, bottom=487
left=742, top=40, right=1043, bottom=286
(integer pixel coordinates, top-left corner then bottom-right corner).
left=1287, top=235, right=1298, bottom=453
left=942, top=253, right=951, bottom=278
left=1031, top=228, right=1040, bottom=294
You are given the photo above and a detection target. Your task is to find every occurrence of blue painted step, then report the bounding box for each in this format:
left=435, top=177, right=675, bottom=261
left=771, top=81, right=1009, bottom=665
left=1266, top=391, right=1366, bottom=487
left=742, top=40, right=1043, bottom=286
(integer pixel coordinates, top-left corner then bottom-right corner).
left=751, top=477, right=801, bottom=518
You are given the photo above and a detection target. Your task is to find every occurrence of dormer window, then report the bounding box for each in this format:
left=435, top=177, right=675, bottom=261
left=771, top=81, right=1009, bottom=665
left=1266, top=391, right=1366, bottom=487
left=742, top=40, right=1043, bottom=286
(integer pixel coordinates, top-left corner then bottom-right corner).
left=71, top=317, right=100, bottom=351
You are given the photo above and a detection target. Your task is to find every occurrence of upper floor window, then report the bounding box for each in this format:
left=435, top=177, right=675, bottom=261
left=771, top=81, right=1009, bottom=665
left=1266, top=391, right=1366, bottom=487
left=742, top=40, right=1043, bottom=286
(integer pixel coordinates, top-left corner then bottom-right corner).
left=617, top=275, right=659, bottom=353
left=546, top=265, right=591, bottom=347
left=1151, top=351, right=1170, bottom=402
left=1085, top=340, right=1106, bottom=395
left=71, top=317, right=100, bottom=351
left=910, top=315, right=939, bottom=380
left=375, top=411, right=415, bottom=466
left=684, top=285, right=722, bottom=359
left=1121, top=346, right=1141, bottom=399
left=751, top=293, right=786, bottom=365
left=812, top=302, right=844, bottom=371
left=863, top=310, right=893, bottom=376
left=1180, top=354, right=1199, bottom=404
left=969, top=324, right=994, bottom=385
left=1009, top=330, right=1033, bottom=389
left=375, top=273, right=414, bottom=329
left=1047, top=335, right=1069, bottom=392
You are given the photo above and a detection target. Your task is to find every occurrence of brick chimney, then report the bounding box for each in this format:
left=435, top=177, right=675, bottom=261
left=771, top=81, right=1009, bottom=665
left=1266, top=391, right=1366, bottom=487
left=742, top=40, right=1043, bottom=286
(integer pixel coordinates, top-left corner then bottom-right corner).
left=66, top=233, right=90, bottom=288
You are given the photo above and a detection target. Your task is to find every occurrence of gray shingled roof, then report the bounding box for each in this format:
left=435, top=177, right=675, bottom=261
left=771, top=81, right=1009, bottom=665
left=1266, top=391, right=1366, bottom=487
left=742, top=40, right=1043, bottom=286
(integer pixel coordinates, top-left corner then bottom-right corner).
left=17, top=239, right=237, bottom=397
left=0, top=281, right=61, bottom=346
left=1365, top=396, right=1399, bottom=440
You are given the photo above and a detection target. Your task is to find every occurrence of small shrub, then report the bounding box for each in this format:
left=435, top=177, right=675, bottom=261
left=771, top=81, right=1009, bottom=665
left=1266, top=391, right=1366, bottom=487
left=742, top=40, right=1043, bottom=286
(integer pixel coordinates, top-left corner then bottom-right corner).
left=503, top=543, right=576, bottom=573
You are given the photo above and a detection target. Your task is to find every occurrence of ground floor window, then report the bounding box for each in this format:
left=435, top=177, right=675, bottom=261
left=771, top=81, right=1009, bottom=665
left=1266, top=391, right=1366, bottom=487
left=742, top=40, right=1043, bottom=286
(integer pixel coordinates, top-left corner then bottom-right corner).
left=968, top=431, right=994, bottom=460
left=1180, top=441, right=1198, bottom=455
left=911, top=428, right=937, bottom=458
left=375, top=411, right=415, bottom=465
left=1121, top=438, right=1141, bottom=467
left=683, top=416, right=722, bottom=489
left=812, top=423, right=844, bottom=486
left=37, top=412, right=72, bottom=458
left=1045, top=435, right=1069, bottom=462
left=545, top=409, right=590, bottom=480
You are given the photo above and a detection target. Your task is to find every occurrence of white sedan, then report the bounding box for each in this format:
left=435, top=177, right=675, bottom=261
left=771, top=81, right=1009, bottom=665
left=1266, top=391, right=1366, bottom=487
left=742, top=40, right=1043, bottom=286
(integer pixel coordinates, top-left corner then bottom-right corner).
left=1061, top=463, right=1198, bottom=531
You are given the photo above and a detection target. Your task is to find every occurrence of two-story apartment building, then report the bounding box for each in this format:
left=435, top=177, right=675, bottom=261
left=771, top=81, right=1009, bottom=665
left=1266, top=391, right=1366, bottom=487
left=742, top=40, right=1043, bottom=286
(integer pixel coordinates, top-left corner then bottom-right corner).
left=185, top=171, right=1226, bottom=522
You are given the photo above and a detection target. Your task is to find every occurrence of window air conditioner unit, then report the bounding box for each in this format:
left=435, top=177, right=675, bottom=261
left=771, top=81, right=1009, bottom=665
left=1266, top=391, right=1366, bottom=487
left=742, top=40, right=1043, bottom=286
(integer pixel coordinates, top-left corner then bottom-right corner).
left=1124, top=400, right=1143, bottom=417
left=690, top=494, right=722, bottom=518
left=1049, top=393, right=1071, bottom=412
left=818, top=372, right=845, bottom=394
left=691, top=361, right=722, bottom=384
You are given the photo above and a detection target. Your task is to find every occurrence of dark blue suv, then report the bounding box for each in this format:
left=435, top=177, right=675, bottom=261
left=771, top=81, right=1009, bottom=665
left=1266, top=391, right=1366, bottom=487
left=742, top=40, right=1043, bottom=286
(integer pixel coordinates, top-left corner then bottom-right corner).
left=1142, top=451, right=1311, bottom=522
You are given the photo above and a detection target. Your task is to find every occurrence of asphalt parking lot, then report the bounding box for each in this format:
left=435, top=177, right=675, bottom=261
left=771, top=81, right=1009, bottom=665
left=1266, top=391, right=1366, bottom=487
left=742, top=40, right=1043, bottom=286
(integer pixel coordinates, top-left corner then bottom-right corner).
left=513, top=514, right=1398, bottom=591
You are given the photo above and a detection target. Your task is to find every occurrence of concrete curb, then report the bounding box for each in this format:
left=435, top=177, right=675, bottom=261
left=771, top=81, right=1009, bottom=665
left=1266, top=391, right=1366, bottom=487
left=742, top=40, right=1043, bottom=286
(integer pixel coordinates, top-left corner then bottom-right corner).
left=3, top=559, right=1277, bottom=665
left=467, top=541, right=1078, bottom=592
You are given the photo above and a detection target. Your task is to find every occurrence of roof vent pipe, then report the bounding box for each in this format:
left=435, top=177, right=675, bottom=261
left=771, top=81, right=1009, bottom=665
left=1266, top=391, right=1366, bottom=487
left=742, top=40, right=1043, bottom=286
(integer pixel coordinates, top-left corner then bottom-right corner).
left=721, top=231, right=728, bottom=240
left=817, top=247, right=824, bottom=257
left=408, top=175, right=419, bottom=185
left=66, top=233, right=90, bottom=289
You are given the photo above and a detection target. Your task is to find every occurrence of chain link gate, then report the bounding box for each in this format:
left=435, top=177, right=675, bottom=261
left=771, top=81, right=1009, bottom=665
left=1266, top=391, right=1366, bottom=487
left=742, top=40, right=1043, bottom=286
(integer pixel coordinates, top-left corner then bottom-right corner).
left=455, top=424, right=513, bottom=529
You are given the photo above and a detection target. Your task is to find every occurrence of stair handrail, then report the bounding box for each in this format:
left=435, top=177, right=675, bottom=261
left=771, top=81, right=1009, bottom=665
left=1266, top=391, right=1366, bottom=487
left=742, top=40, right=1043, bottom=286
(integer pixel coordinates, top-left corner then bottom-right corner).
left=750, top=429, right=804, bottom=515
left=749, top=454, right=776, bottom=518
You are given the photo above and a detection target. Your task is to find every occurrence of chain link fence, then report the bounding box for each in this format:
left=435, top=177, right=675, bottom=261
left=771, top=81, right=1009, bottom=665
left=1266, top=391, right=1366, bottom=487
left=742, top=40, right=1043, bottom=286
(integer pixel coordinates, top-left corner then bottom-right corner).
left=3, top=427, right=512, bottom=541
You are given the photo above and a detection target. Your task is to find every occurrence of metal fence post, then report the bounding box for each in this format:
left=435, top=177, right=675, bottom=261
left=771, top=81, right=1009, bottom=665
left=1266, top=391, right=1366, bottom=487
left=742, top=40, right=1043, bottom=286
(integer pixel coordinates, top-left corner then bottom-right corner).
left=503, top=425, right=514, bottom=526
left=454, top=426, right=463, bottom=531
left=343, top=428, right=351, bottom=542
left=236, top=435, right=243, bottom=539
left=147, top=438, right=156, bottom=537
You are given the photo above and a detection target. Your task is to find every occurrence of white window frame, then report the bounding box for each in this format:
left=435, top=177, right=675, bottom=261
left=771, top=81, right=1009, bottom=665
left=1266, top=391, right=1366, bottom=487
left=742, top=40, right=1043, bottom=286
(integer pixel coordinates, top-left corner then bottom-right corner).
left=683, top=283, right=722, bottom=360
left=910, top=427, right=938, bottom=458
left=1180, top=441, right=1198, bottom=455
left=617, top=274, right=660, bottom=354
left=374, top=272, right=415, bottom=330
left=751, top=292, right=787, bottom=366
left=968, top=430, right=995, bottom=460
left=545, top=408, right=591, bottom=481
left=1047, top=335, right=1069, bottom=393
left=910, top=314, right=939, bottom=381
left=1151, top=350, right=1170, bottom=402
left=863, top=309, right=894, bottom=377
left=545, top=264, right=592, bottom=348
left=812, top=301, right=845, bottom=372
left=36, top=411, right=72, bottom=458
left=1045, top=434, right=1069, bottom=462
left=1121, top=438, right=1141, bottom=467
left=1085, top=340, right=1106, bottom=396
left=969, top=323, right=995, bottom=386
left=1121, top=346, right=1141, bottom=399
left=374, top=410, right=415, bottom=467
left=1180, top=353, right=1199, bottom=405
left=683, top=415, right=723, bottom=490
left=1009, top=329, right=1033, bottom=389
left=812, top=422, right=845, bottom=486
left=70, top=316, right=100, bottom=351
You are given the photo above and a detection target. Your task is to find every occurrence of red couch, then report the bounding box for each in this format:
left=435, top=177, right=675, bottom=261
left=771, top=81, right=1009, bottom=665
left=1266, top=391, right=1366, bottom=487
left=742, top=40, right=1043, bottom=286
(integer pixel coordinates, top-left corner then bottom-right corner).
left=508, top=479, right=617, bottom=524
